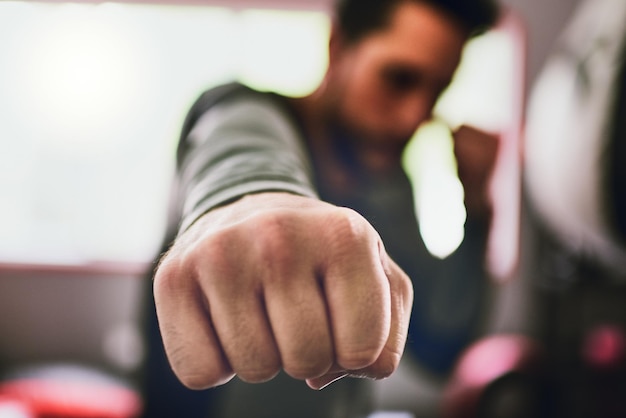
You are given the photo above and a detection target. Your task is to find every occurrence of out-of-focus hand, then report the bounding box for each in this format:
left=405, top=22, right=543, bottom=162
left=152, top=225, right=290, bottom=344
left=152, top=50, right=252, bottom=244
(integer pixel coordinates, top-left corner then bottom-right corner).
left=153, top=192, right=413, bottom=391
left=453, top=125, right=499, bottom=220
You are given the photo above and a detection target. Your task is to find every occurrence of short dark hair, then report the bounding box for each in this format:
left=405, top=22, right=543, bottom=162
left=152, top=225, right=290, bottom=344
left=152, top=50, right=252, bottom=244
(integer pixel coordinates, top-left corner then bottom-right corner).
left=334, top=0, right=500, bottom=44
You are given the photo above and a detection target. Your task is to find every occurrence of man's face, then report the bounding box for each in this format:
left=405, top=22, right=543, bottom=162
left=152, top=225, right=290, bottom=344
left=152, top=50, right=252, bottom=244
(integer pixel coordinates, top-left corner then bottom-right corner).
left=328, top=1, right=467, bottom=170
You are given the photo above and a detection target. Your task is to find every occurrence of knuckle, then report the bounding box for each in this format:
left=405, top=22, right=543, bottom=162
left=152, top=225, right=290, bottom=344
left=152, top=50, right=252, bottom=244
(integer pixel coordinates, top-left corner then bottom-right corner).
left=185, top=228, right=243, bottom=283
left=255, top=212, right=293, bottom=247
left=330, top=207, right=369, bottom=240
left=252, top=212, right=300, bottom=275
left=190, top=229, right=233, bottom=266
left=153, top=258, right=184, bottom=296
left=368, top=349, right=401, bottom=379
left=324, top=207, right=378, bottom=258
left=259, top=234, right=294, bottom=267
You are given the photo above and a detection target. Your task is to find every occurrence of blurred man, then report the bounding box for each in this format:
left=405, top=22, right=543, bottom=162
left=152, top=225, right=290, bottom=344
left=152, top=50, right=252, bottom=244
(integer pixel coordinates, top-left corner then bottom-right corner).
left=144, top=0, right=499, bottom=416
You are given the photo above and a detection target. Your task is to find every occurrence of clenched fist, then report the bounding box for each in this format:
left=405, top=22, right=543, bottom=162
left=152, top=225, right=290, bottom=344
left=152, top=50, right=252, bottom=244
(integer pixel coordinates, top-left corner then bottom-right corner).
left=153, top=192, right=413, bottom=391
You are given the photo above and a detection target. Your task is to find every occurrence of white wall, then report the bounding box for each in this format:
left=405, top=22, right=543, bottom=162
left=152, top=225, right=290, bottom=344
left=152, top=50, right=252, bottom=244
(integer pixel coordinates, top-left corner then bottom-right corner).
left=501, top=0, right=582, bottom=83
left=484, top=0, right=584, bottom=335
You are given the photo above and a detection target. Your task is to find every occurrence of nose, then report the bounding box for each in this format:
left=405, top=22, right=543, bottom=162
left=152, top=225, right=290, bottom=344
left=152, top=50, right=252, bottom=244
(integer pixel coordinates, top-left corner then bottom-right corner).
left=393, top=93, right=434, bottom=137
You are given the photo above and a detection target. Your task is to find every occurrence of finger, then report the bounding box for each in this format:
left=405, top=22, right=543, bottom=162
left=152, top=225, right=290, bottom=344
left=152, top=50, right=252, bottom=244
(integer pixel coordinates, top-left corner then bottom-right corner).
left=153, top=259, right=234, bottom=390
left=263, top=267, right=334, bottom=380
left=348, top=251, right=414, bottom=379
left=323, top=234, right=392, bottom=371
left=307, top=250, right=413, bottom=389
left=199, top=261, right=282, bottom=384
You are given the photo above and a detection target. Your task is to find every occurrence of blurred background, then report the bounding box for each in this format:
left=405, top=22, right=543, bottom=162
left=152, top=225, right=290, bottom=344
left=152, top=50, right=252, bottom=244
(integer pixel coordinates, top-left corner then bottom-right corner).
left=1, top=0, right=625, bottom=417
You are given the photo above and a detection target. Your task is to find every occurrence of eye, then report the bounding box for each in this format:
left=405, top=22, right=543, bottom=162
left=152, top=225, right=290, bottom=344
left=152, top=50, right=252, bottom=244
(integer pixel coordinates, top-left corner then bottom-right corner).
left=382, top=66, right=421, bottom=92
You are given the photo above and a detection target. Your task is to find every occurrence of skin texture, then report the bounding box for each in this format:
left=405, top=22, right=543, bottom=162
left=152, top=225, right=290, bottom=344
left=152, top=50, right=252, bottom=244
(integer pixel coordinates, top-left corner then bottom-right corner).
left=154, top=1, right=471, bottom=391
left=155, top=193, right=413, bottom=390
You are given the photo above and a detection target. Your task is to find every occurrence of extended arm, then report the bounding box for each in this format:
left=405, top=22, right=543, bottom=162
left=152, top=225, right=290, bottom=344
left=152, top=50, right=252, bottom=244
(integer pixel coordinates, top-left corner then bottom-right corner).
left=153, top=91, right=413, bottom=390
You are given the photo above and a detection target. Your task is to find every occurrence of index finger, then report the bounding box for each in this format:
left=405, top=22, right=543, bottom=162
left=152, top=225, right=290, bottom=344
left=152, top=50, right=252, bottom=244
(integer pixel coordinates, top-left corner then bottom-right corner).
left=153, top=258, right=235, bottom=390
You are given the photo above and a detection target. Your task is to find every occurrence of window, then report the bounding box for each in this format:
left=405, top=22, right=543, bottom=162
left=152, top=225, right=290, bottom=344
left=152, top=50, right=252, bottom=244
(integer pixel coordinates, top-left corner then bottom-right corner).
left=0, top=2, right=523, bottom=277
left=0, top=2, right=329, bottom=264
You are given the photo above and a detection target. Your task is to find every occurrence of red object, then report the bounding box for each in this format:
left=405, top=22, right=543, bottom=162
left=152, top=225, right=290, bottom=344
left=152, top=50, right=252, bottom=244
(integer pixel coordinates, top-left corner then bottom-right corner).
left=441, top=334, right=544, bottom=418
left=0, top=378, right=141, bottom=418
left=582, top=324, right=626, bottom=370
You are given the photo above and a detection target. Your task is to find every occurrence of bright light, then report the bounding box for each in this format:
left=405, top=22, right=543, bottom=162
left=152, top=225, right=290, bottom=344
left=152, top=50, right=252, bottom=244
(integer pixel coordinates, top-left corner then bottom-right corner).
left=236, top=9, right=329, bottom=96
left=404, top=121, right=466, bottom=259
left=409, top=26, right=520, bottom=268
left=436, top=31, right=515, bottom=133
left=0, top=2, right=330, bottom=264
left=15, top=3, right=147, bottom=143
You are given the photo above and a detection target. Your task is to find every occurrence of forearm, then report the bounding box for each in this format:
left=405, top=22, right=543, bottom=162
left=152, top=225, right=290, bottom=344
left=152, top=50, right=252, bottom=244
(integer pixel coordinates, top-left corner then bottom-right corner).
left=176, top=93, right=318, bottom=233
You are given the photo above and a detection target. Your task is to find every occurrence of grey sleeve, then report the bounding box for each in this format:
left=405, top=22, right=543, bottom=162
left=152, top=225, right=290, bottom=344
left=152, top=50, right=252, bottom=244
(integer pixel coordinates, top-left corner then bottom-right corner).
left=176, top=93, right=318, bottom=233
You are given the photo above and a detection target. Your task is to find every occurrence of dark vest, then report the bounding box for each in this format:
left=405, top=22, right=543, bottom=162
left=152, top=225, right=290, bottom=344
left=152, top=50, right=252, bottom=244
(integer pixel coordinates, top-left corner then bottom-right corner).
left=140, top=82, right=489, bottom=418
